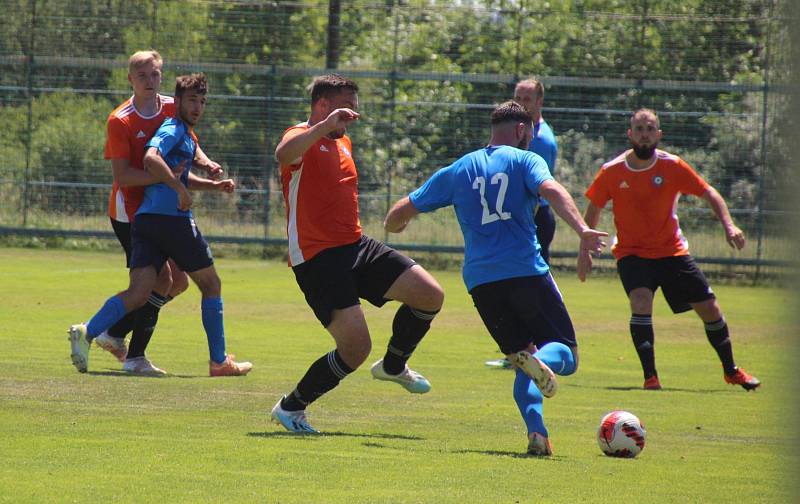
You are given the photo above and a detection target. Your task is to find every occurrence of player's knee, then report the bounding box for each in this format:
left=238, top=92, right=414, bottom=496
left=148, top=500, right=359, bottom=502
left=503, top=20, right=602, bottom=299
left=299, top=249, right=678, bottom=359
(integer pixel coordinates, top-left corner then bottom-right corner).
left=170, top=271, right=190, bottom=297
left=629, top=289, right=653, bottom=313
left=338, top=337, right=371, bottom=369
left=415, top=281, right=444, bottom=312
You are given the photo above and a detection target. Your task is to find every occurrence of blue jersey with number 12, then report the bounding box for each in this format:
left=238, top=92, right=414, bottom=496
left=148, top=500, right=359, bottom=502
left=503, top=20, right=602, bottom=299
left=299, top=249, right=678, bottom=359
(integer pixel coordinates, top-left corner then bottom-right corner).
left=409, top=145, right=553, bottom=291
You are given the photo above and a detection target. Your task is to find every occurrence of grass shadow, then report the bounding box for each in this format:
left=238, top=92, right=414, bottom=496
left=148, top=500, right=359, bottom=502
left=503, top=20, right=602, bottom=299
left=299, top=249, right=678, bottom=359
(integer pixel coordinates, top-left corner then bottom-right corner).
left=568, top=383, right=732, bottom=394
left=86, top=370, right=200, bottom=379
left=247, top=431, right=424, bottom=441
left=452, top=448, right=565, bottom=460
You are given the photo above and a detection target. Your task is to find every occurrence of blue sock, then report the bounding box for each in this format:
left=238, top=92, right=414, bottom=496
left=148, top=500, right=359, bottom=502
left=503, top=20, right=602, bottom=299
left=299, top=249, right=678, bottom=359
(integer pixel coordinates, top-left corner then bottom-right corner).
left=86, top=295, right=127, bottom=339
left=513, top=368, right=547, bottom=437
left=201, top=297, right=226, bottom=364
left=534, top=342, right=576, bottom=376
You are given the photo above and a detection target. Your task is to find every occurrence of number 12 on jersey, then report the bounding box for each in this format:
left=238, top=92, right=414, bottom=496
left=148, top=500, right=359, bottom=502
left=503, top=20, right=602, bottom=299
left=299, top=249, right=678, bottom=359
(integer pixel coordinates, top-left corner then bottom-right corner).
left=473, top=173, right=511, bottom=225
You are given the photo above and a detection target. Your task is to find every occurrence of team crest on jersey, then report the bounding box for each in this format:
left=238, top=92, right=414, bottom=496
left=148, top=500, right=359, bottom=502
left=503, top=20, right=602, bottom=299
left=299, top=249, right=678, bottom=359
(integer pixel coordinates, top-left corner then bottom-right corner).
left=652, top=175, right=664, bottom=186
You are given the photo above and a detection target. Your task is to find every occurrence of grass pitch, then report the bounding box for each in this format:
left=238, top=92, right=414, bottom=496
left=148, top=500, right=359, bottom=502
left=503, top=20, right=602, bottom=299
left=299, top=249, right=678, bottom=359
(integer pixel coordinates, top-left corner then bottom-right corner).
left=0, top=247, right=796, bottom=503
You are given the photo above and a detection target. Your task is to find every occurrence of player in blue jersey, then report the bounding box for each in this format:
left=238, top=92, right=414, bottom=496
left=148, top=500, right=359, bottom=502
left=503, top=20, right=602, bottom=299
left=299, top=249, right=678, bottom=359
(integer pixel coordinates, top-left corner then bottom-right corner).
left=67, top=73, right=253, bottom=377
left=384, top=101, right=606, bottom=455
left=485, top=78, right=560, bottom=370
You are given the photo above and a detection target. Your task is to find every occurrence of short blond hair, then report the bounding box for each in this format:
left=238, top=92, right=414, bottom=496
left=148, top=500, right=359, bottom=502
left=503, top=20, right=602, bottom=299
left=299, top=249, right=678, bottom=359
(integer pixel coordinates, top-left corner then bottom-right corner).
left=515, top=78, right=544, bottom=99
left=128, top=50, right=163, bottom=73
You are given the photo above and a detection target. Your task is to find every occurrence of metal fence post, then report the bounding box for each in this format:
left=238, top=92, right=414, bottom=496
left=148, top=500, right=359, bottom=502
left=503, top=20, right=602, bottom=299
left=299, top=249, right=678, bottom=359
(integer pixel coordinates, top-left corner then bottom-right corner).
left=22, top=0, right=37, bottom=227
left=384, top=1, right=400, bottom=244
left=754, top=2, right=774, bottom=284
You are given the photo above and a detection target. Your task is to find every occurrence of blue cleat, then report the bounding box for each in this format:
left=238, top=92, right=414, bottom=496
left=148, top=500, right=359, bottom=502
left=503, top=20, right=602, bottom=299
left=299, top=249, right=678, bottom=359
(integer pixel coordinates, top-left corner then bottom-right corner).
left=370, top=359, right=431, bottom=394
left=271, top=396, right=319, bottom=434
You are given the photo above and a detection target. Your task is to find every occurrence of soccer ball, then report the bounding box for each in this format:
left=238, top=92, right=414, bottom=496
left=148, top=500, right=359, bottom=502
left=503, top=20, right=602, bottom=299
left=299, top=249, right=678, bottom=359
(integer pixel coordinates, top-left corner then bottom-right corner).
left=597, top=410, right=646, bottom=458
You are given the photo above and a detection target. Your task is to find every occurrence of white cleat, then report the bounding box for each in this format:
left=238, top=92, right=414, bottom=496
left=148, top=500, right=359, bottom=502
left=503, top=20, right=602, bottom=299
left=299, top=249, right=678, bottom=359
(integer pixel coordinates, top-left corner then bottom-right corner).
left=370, top=359, right=431, bottom=394
left=511, top=351, right=558, bottom=398
left=527, top=432, right=553, bottom=456
left=270, top=397, right=319, bottom=434
left=122, top=356, right=167, bottom=376
left=68, top=323, right=90, bottom=373
left=94, top=331, right=127, bottom=362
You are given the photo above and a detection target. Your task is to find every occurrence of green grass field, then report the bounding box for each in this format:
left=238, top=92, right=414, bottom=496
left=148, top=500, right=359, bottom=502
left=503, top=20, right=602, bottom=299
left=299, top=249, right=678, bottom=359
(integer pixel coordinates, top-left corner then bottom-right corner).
left=0, top=247, right=796, bottom=503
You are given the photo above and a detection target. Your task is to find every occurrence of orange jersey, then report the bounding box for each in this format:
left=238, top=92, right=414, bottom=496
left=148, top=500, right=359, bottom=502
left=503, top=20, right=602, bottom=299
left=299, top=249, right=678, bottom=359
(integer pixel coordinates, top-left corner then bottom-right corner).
left=104, top=95, right=176, bottom=222
left=279, top=122, right=362, bottom=266
left=585, top=149, right=710, bottom=259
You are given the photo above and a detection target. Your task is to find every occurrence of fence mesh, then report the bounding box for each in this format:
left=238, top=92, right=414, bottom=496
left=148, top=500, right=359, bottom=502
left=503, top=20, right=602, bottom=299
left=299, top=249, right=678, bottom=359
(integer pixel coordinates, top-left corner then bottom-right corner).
left=0, top=0, right=793, bottom=279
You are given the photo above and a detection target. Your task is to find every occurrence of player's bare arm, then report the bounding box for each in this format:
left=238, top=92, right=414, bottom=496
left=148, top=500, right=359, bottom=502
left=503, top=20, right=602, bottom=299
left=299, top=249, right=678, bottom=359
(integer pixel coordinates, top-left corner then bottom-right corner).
left=143, top=147, right=192, bottom=211
left=275, top=108, right=360, bottom=165
left=111, top=158, right=160, bottom=187
left=384, top=196, right=420, bottom=233
left=701, top=187, right=745, bottom=250
left=577, top=203, right=605, bottom=281
left=188, top=171, right=235, bottom=193
left=540, top=180, right=607, bottom=280
left=194, top=145, right=223, bottom=179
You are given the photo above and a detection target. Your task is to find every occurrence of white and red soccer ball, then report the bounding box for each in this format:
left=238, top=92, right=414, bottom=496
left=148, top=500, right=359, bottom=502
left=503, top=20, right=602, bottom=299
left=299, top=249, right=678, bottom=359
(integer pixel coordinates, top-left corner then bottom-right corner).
left=597, top=410, right=646, bottom=458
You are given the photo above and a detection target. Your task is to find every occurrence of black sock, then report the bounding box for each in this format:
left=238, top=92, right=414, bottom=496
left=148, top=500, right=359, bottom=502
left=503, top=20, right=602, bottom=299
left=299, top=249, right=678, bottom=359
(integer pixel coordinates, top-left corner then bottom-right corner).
left=630, top=314, right=657, bottom=379
left=107, top=311, right=136, bottom=339
left=282, top=350, right=354, bottom=411
left=127, top=292, right=167, bottom=359
left=382, top=304, right=438, bottom=375
left=705, top=318, right=736, bottom=374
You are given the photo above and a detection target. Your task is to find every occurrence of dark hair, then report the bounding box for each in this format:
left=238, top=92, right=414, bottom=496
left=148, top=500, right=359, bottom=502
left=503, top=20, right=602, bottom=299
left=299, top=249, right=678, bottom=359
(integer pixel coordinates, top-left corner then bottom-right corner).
left=308, top=74, right=358, bottom=104
left=175, top=73, right=208, bottom=97
left=490, top=101, right=532, bottom=126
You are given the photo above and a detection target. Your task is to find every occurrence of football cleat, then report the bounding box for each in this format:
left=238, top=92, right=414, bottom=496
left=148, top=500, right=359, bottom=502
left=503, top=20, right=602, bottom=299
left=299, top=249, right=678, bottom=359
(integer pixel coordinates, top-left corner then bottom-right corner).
left=94, top=331, right=127, bottom=362
left=271, top=397, right=318, bottom=434
left=485, top=358, right=512, bottom=369
left=370, top=359, right=431, bottom=394
left=511, top=351, right=557, bottom=398
left=643, top=375, right=662, bottom=390
left=122, top=356, right=167, bottom=376
left=724, top=367, right=761, bottom=391
left=209, top=354, right=253, bottom=377
left=527, top=432, right=553, bottom=456
left=68, top=323, right=91, bottom=373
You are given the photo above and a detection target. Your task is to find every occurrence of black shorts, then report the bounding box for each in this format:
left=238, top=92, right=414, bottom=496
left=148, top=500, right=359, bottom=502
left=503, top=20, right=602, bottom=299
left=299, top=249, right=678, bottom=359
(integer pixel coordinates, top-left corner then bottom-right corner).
left=470, top=273, right=577, bottom=355
left=616, top=255, right=714, bottom=314
left=129, top=214, right=214, bottom=273
left=292, top=235, right=416, bottom=327
left=110, top=218, right=133, bottom=266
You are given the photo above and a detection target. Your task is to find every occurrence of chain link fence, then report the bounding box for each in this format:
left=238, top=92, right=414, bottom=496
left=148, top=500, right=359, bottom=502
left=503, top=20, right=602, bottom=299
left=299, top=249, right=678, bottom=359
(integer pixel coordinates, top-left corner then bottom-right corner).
left=0, top=0, right=793, bottom=280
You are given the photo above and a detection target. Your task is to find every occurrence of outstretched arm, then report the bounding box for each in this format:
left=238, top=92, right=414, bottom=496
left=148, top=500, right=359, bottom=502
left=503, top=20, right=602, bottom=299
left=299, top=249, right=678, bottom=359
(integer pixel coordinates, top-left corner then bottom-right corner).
left=539, top=180, right=608, bottom=281
left=384, top=196, right=420, bottom=233
left=188, top=172, right=235, bottom=193
left=194, top=145, right=223, bottom=179
left=275, top=108, right=360, bottom=165
left=702, top=186, right=745, bottom=250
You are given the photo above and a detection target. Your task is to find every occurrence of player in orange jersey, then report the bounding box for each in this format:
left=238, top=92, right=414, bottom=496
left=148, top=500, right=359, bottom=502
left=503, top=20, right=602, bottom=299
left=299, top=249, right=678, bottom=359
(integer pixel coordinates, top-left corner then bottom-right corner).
left=580, top=108, right=760, bottom=391
left=270, top=75, right=444, bottom=433
left=83, top=50, right=221, bottom=375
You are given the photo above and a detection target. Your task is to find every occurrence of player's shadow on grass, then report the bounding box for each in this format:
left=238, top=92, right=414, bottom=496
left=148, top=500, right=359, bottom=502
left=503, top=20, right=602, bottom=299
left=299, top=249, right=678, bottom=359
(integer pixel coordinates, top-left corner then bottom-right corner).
left=247, top=431, right=424, bottom=441
left=568, top=383, right=730, bottom=394
left=86, top=370, right=198, bottom=379
left=453, top=448, right=565, bottom=461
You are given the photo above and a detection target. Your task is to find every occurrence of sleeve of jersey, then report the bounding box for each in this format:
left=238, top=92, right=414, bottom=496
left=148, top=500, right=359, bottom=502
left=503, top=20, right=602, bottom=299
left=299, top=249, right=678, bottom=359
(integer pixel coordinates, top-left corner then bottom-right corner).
left=585, top=167, right=610, bottom=208
left=409, top=165, right=455, bottom=213
left=523, top=152, right=554, bottom=193
left=146, top=121, right=181, bottom=157
left=550, top=140, right=558, bottom=175
left=104, top=116, right=129, bottom=160
left=678, top=158, right=710, bottom=196
left=279, top=127, right=306, bottom=172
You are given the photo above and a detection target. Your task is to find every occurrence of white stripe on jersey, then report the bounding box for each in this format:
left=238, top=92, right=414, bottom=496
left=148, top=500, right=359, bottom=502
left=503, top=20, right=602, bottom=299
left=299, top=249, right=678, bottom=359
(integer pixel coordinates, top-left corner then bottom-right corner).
left=287, top=164, right=305, bottom=266
left=114, top=189, right=130, bottom=223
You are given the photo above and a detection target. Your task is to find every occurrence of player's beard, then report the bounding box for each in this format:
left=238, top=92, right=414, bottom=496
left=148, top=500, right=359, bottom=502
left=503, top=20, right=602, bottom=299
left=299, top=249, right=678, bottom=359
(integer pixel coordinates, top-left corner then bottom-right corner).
left=327, top=129, right=346, bottom=139
left=517, top=137, right=528, bottom=149
left=631, top=140, right=658, bottom=160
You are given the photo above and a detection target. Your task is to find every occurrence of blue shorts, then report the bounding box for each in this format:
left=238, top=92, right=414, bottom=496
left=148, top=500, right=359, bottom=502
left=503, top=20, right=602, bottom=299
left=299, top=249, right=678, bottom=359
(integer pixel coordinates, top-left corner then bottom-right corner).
left=470, top=273, right=577, bottom=355
left=129, top=214, right=213, bottom=273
